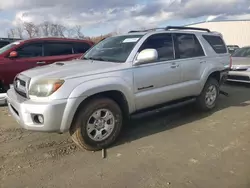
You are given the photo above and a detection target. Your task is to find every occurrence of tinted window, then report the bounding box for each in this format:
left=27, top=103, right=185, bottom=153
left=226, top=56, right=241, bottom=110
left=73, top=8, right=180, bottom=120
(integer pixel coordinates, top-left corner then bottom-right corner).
left=16, top=43, right=43, bottom=58
left=44, top=42, right=73, bottom=56
left=73, top=42, right=91, bottom=53
left=203, top=35, right=227, bottom=54
left=139, top=34, right=174, bottom=62
left=175, top=34, right=205, bottom=59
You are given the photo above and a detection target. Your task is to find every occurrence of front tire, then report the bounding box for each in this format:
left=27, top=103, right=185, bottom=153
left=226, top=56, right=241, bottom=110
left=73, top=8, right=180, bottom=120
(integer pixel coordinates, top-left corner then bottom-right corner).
left=196, top=78, right=219, bottom=111
left=70, top=97, right=123, bottom=151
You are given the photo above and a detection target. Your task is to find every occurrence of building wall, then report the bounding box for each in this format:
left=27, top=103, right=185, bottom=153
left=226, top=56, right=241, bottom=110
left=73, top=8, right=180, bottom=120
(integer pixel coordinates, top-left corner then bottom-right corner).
left=189, top=21, right=250, bottom=47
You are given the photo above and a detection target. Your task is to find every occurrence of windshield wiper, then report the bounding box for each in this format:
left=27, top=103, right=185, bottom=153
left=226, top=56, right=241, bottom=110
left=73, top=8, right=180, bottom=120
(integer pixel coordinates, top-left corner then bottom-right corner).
left=84, top=57, right=110, bottom=62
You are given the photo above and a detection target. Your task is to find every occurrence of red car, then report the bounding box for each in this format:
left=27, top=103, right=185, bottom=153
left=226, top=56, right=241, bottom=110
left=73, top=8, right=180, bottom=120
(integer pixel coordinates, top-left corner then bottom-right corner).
left=0, top=37, right=93, bottom=103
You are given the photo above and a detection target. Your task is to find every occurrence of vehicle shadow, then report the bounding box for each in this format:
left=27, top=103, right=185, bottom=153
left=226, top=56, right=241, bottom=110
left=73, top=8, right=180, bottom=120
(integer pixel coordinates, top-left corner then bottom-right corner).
left=115, top=83, right=250, bottom=147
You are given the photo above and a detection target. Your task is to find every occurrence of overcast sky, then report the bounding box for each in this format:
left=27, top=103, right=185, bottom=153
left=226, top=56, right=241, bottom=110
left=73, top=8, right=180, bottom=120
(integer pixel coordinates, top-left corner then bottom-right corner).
left=0, top=0, right=250, bottom=37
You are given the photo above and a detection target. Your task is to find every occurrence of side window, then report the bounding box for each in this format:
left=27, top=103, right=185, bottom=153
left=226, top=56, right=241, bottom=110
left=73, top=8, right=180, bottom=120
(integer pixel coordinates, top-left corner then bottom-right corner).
left=16, top=43, right=43, bottom=58
left=73, top=42, right=91, bottom=53
left=203, top=35, right=227, bottom=54
left=139, top=34, right=174, bottom=62
left=44, top=42, right=73, bottom=56
left=175, top=33, right=205, bottom=59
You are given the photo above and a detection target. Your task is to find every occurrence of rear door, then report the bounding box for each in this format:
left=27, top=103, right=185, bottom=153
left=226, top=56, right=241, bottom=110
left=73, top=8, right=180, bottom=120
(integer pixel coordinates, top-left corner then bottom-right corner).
left=42, top=41, right=77, bottom=65
left=73, top=42, right=92, bottom=57
left=173, top=33, right=206, bottom=95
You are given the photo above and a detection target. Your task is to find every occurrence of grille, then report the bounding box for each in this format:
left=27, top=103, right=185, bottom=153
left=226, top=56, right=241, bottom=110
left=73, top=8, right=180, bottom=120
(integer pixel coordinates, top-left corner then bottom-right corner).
left=16, top=78, right=26, bottom=87
left=15, top=89, right=27, bottom=98
left=14, top=75, right=30, bottom=98
left=227, top=75, right=250, bottom=81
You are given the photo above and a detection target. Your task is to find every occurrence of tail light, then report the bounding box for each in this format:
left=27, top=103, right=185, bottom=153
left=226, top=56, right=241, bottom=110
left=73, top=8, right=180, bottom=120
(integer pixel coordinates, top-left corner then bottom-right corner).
left=229, top=56, right=232, bottom=69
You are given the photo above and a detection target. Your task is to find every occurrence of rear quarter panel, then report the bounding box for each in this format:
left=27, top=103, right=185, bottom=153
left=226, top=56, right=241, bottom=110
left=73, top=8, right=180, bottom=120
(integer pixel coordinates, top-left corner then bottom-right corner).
left=196, top=34, right=230, bottom=91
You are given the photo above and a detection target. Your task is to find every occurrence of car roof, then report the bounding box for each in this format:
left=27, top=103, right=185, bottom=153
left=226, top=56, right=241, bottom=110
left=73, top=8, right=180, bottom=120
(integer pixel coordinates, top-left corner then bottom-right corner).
left=17, top=37, right=93, bottom=44
left=116, top=26, right=222, bottom=38
left=116, top=30, right=222, bottom=38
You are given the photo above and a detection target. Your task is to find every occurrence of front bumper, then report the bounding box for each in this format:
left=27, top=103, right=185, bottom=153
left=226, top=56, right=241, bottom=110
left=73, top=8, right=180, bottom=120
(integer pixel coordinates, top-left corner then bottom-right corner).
left=227, top=71, right=250, bottom=83
left=6, top=88, right=68, bottom=132
left=0, top=93, right=7, bottom=105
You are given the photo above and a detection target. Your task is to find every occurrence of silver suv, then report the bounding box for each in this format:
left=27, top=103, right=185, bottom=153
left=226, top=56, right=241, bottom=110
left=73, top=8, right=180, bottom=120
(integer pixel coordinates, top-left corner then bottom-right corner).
left=7, top=26, right=231, bottom=151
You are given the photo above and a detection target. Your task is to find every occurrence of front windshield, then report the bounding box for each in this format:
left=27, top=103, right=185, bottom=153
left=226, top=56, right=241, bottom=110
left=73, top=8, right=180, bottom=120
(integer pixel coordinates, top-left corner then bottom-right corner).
left=0, top=41, right=20, bottom=55
left=83, top=35, right=143, bottom=63
left=232, top=47, right=250, bottom=57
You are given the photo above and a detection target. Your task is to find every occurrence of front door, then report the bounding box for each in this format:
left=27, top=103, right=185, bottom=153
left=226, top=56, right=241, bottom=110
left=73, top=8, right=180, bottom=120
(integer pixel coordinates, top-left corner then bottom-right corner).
left=133, top=33, right=182, bottom=110
left=42, top=42, right=78, bottom=65
left=3, top=42, right=45, bottom=85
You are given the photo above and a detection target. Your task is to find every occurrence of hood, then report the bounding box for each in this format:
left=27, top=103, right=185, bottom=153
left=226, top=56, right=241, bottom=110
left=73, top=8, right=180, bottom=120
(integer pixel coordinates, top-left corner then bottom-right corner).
left=22, top=59, right=125, bottom=80
left=231, top=57, right=250, bottom=71
left=232, top=57, right=250, bottom=66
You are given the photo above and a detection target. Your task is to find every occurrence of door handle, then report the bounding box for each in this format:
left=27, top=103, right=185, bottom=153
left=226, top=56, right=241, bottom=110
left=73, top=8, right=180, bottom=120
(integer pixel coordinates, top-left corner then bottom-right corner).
left=171, top=63, right=179, bottom=68
left=200, top=61, right=206, bottom=64
left=37, top=61, right=46, bottom=65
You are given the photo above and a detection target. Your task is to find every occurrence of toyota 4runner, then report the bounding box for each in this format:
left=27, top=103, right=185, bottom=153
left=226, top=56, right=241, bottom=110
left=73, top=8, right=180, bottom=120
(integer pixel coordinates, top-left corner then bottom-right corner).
left=7, top=26, right=231, bottom=151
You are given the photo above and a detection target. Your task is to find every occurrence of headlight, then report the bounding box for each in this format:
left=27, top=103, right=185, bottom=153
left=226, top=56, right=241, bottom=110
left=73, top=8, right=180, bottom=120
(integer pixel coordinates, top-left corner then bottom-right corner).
left=29, top=79, right=64, bottom=97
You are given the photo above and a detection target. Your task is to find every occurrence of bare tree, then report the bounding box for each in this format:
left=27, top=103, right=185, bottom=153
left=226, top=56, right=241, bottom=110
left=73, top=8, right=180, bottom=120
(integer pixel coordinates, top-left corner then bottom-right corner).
left=16, top=26, right=24, bottom=38
left=74, top=25, right=84, bottom=39
left=6, top=20, right=115, bottom=41
left=23, top=22, right=37, bottom=38
left=7, top=28, right=16, bottom=38
left=64, top=28, right=74, bottom=38
left=40, top=21, right=50, bottom=37
left=48, top=23, right=66, bottom=37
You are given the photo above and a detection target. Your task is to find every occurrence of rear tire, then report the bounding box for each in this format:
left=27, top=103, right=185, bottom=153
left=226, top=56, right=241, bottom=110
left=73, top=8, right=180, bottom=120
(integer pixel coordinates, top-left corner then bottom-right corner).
left=196, top=78, right=219, bottom=111
left=69, top=97, right=123, bottom=151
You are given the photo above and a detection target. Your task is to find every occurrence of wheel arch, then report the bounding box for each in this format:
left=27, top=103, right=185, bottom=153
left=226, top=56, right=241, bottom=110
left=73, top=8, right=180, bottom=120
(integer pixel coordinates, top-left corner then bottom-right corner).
left=59, top=78, right=134, bottom=133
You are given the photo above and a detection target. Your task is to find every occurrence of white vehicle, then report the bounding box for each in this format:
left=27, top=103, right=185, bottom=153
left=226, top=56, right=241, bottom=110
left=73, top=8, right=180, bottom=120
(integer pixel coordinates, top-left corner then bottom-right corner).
left=7, top=26, right=231, bottom=151
left=227, top=46, right=250, bottom=83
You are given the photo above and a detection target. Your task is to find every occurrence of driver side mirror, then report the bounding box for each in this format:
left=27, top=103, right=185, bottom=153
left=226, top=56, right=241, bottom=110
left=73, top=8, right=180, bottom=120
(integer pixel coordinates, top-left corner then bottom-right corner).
left=9, top=51, right=18, bottom=58
left=134, top=49, right=158, bottom=65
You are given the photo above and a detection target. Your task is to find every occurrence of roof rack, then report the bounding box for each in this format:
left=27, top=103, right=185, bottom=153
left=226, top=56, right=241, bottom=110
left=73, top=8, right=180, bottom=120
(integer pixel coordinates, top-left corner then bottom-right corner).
left=128, top=28, right=165, bottom=33
left=165, top=26, right=210, bottom=32
left=128, top=26, right=210, bottom=33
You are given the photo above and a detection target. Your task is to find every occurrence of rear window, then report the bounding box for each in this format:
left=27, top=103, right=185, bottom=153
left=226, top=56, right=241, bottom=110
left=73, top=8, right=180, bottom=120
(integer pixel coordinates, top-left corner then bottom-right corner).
left=73, top=42, right=91, bottom=54
left=44, top=42, right=73, bottom=56
left=203, top=35, right=227, bottom=54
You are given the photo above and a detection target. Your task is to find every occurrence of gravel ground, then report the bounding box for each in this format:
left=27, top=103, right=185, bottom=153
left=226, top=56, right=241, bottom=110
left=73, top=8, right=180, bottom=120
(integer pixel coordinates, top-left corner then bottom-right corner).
left=1, top=83, right=250, bottom=188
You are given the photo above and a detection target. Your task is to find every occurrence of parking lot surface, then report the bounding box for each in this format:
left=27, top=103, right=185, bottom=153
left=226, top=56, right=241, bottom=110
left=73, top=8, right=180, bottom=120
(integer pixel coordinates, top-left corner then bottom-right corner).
left=1, top=84, right=250, bottom=188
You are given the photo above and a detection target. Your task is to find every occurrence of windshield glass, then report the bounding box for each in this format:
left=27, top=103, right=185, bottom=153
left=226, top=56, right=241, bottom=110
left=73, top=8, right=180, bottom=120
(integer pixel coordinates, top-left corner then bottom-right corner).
left=83, top=35, right=143, bottom=63
left=232, top=47, right=250, bottom=57
left=0, top=41, right=20, bottom=55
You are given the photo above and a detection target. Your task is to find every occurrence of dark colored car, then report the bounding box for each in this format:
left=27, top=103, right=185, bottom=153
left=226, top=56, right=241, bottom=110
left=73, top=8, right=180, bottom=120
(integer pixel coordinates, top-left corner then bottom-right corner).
left=0, top=37, right=94, bottom=94
left=0, top=38, right=22, bottom=48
